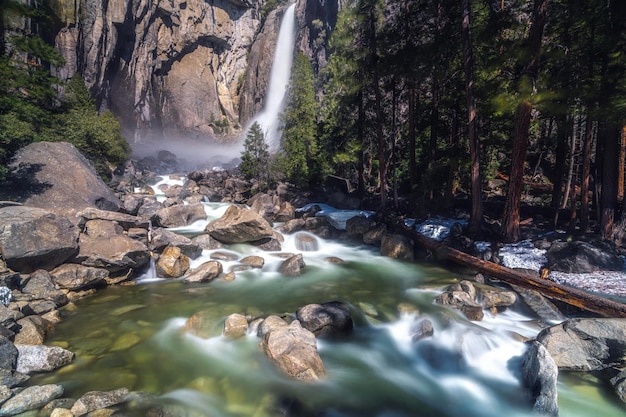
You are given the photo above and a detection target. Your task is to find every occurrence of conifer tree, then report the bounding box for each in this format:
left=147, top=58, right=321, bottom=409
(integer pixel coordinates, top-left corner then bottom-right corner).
left=240, top=122, right=270, bottom=189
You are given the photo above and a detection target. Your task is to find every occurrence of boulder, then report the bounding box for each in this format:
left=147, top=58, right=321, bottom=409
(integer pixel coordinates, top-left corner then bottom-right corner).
left=294, top=232, right=319, bottom=251
left=15, top=344, right=74, bottom=374
left=190, top=233, right=224, bottom=250
left=257, top=315, right=289, bottom=338
left=274, top=201, right=296, bottom=222
left=152, top=203, right=207, bottom=228
left=74, top=220, right=150, bottom=274
left=155, top=246, right=190, bottom=278
left=276, top=218, right=305, bottom=234
left=410, top=318, right=434, bottom=343
left=363, top=223, right=387, bottom=245
left=0, top=206, right=79, bottom=273
left=260, top=320, right=326, bottom=381
left=239, top=256, right=265, bottom=269
left=0, top=336, right=18, bottom=370
left=13, top=316, right=54, bottom=345
left=150, top=228, right=203, bottom=259
left=435, top=281, right=484, bottom=321
left=279, top=254, right=306, bottom=277
left=206, top=205, right=274, bottom=243
left=223, top=313, right=248, bottom=338
left=0, top=384, right=64, bottom=416
left=70, top=388, right=130, bottom=416
left=20, top=270, right=69, bottom=307
left=6, top=142, right=121, bottom=211
left=535, top=318, right=626, bottom=371
left=49, top=264, right=108, bottom=291
left=479, top=286, right=517, bottom=311
left=296, top=301, right=353, bottom=338
left=380, top=233, right=414, bottom=261
left=521, top=341, right=559, bottom=416
left=182, top=310, right=216, bottom=339
left=610, top=369, right=626, bottom=403
left=509, top=285, right=567, bottom=323
left=545, top=239, right=624, bottom=273
left=183, top=261, right=223, bottom=283
left=77, top=207, right=149, bottom=230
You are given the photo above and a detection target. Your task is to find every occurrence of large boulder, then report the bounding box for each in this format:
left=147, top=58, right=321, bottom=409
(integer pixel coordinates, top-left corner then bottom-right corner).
left=521, top=341, right=559, bottom=417
left=206, top=205, right=274, bottom=243
left=155, top=246, right=190, bottom=278
left=535, top=318, right=626, bottom=371
left=73, top=219, right=150, bottom=274
left=49, top=264, right=108, bottom=291
left=152, top=203, right=207, bottom=228
left=19, top=270, right=69, bottom=307
left=7, top=141, right=121, bottom=211
left=0, top=206, right=79, bottom=273
left=15, top=344, right=74, bottom=374
left=545, top=239, right=624, bottom=273
left=0, top=384, right=64, bottom=416
left=260, top=320, right=326, bottom=381
left=380, top=233, right=414, bottom=261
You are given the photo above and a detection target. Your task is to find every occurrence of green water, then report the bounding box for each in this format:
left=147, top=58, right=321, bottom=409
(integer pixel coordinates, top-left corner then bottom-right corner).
left=29, top=240, right=626, bottom=417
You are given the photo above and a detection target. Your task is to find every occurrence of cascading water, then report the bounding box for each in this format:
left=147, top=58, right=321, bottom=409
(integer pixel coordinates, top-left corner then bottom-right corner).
left=28, top=177, right=626, bottom=417
left=249, top=3, right=297, bottom=152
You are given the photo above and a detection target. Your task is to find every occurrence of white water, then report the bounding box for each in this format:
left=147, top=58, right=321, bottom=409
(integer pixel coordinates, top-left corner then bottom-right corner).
left=250, top=3, right=297, bottom=152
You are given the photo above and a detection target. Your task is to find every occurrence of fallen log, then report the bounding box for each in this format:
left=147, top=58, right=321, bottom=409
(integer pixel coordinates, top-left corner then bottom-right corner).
left=393, top=220, right=626, bottom=318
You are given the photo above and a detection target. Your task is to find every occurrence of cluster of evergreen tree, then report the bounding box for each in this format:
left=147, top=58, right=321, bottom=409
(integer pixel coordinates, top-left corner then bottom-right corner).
left=272, top=0, right=626, bottom=243
left=0, top=0, right=130, bottom=182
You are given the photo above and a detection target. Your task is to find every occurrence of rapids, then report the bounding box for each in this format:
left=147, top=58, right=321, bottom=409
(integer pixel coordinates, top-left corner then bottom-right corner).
left=28, top=177, right=626, bottom=416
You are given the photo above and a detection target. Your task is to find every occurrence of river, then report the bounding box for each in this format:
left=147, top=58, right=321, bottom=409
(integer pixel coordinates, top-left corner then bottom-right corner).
left=27, top=177, right=626, bottom=417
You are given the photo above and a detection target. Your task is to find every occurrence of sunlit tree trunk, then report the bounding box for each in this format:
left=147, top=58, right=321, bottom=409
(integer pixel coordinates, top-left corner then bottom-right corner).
left=461, top=0, right=483, bottom=234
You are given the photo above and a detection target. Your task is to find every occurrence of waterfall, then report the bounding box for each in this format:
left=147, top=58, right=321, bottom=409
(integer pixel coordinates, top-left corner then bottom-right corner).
left=251, top=3, right=297, bottom=152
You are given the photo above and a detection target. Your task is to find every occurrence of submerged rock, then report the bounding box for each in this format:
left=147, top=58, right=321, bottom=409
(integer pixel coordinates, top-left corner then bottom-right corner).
left=279, top=254, right=306, bottom=277
left=70, top=388, right=130, bottom=416
left=224, top=313, right=248, bottom=338
left=296, top=301, right=353, bottom=338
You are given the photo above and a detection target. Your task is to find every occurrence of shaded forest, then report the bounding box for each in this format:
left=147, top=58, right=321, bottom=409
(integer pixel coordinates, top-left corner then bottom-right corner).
left=278, top=0, right=626, bottom=244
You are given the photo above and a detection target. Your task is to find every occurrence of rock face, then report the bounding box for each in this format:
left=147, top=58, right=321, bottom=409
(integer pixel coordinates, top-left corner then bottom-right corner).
left=52, top=0, right=261, bottom=141
left=7, top=142, right=121, bottom=211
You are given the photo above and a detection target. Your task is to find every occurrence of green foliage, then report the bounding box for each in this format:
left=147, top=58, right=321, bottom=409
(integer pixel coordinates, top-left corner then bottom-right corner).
left=240, top=122, right=271, bottom=189
left=260, top=0, right=289, bottom=22
left=280, top=53, right=324, bottom=185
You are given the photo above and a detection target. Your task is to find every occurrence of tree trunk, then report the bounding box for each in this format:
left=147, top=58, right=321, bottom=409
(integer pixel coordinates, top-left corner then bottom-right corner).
left=445, top=107, right=460, bottom=208
left=394, top=221, right=626, bottom=318
left=580, top=113, right=594, bottom=232
left=461, top=0, right=483, bottom=234
left=500, top=0, right=548, bottom=242
left=619, top=126, right=626, bottom=204
left=551, top=115, right=568, bottom=212
left=357, top=86, right=365, bottom=203
left=369, top=7, right=386, bottom=211
left=600, top=124, right=620, bottom=239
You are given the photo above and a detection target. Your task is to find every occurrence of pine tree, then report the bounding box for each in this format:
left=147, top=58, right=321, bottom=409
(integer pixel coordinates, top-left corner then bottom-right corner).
left=240, top=122, right=270, bottom=189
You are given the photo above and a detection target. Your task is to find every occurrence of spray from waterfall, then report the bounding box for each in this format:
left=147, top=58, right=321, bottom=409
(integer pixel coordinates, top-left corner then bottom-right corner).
left=251, top=3, right=297, bottom=153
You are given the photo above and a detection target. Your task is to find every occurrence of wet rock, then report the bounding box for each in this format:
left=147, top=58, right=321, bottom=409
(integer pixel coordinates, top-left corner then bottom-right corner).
left=20, top=270, right=69, bottom=307
left=294, top=232, right=318, bottom=251
left=7, top=141, right=121, bottom=211
left=206, top=205, right=274, bottom=243
left=70, top=388, right=130, bottom=416
left=155, top=246, right=190, bottom=278
left=363, top=223, right=387, bottom=245
left=15, top=344, right=74, bottom=374
left=13, top=316, right=54, bottom=345
left=479, top=286, right=517, bottom=312
left=210, top=251, right=239, bottom=261
left=184, top=261, right=223, bottom=283
left=435, top=281, right=484, bottom=321
left=249, top=192, right=278, bottom=221
left=610, top=369, right=626, bottom=403
left=257, top=315, right=289, bottom=338
left=345, top=215, right=375, bottom=238
left=191, top=233, right=224, bottom=250
left=152, top=203, right=207, bottom=228
left=521, top=341, right=559, bottom=416
left=296, top=301, right=353, bottom=338
left=279, top=254, right=306, bottom=277
left=410, top=318, right=434, bottom=343
left=275, top=218, right=305, bottom=234
left=260, top=320, right=326, bottom=381
left=0, top=384, right=64, bottom=416
left=224, top=313, right=248, bottom=338
left=183, top=310, right=216, bottom=339
left=0, top=206, right=79, bottom=273
left=535, top=318, right=626, bottom=371
left=49, top=264, right=108, bottom=291
left=380, top=233, right=414, bottom=261
left=150, top=228, right=203, bottom=259
left=545, top=239, right=624, bottom=273
left=240, top=256, right=265, bottom=269
left=250, top=236, right=283, bottom=251
left=509, top=285, right=566, bottom=322
left=274, top=201, right=296, bottom=222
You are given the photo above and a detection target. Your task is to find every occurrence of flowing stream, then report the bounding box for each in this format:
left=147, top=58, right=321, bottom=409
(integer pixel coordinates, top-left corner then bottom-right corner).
left=27, top=177, right=626, bottom=416
left=250, top=3, right=297, bottom=152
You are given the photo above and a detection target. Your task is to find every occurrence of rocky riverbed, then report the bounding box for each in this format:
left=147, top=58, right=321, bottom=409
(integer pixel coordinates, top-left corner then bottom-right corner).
left=1, top=141, right=626, bottom=416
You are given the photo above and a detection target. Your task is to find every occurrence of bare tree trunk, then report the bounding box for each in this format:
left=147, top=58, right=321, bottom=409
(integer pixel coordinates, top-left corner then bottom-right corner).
left=461, top=0, right=483, bottom=234
left=500, top=0, right=548, bottom=242
left=580, top=113, right=594, bottom=232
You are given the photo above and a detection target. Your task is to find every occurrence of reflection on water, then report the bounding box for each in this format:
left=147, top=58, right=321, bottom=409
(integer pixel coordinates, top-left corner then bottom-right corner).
left=30, top=215, right=626, bottom=417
